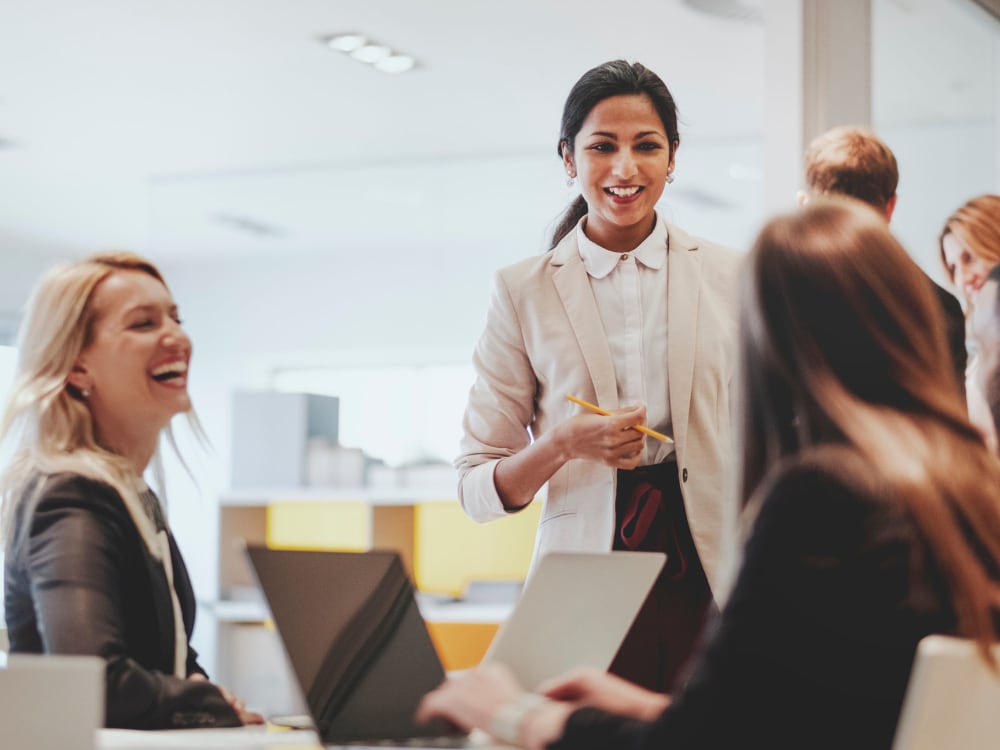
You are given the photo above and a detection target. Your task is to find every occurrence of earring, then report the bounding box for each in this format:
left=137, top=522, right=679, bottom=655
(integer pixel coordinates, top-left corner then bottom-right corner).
left=665, top=172, right=675, bottom=184
left=82, top=387, right=90, bottom=398
left=566, top=173, right=575, bottom=187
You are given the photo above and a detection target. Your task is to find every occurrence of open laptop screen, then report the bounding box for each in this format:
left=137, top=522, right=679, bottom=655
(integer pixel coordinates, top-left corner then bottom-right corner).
left=246, top=546, right=461, bottom=744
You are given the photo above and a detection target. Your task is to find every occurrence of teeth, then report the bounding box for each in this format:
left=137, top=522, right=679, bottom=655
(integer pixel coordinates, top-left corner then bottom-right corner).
left=151, top=361, right=187, bottom=377
left=607, top=186, right=641, bottom=197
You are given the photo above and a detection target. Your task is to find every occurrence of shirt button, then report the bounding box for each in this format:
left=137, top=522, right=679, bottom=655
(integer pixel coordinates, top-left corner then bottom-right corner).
left=620, top=253, right=629, bottom=262
left=682, top=467, right=688, bottom=482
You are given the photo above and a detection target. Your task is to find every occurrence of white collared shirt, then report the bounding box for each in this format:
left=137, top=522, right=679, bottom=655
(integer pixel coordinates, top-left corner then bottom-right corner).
left=576, top=214, right=674, bottom=464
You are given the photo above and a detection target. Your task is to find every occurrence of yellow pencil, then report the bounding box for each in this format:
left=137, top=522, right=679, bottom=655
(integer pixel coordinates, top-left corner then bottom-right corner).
left=565, top=394, right=673, bottom=443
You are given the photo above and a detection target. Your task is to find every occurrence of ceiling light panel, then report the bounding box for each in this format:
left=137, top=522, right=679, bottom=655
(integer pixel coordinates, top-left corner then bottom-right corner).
left=327, top=33, right=367, bottom=52
left=323, top=33, right=418, bottom=74
left=374, top=55, right=416, bottom=74
left=350, top=44, right=391, bottom=63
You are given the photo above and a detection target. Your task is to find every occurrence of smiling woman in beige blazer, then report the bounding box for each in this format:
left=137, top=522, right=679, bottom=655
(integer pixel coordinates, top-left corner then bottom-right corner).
left=456, top=60, right=743, bottom=692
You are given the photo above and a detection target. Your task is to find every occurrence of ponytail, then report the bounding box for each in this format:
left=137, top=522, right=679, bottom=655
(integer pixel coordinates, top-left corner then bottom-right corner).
left=548, top=195, right=588, bottom=250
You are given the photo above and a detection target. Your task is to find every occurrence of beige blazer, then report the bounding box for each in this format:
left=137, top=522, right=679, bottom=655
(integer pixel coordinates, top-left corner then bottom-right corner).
left=456, top=221, right=743, bottom=592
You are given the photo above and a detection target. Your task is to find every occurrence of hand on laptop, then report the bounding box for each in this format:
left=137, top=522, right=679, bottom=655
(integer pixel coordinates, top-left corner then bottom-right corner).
left=417, top=663, right=573, bottom=749
left=189, top=673, right=264, bottom=725
left=538, top=667, right=671, bottom=721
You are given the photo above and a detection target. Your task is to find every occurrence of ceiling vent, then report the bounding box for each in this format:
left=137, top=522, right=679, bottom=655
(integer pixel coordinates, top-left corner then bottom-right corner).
left=213, top=214, right=286, bottom=238
left=682, top=0, right=763, bottom=23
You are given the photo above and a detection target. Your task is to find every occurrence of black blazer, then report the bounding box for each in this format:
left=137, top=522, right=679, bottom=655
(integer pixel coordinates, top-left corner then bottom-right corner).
left=4, top=473, right=240, bottom=729
left=550, top=453, right=987, bottom=750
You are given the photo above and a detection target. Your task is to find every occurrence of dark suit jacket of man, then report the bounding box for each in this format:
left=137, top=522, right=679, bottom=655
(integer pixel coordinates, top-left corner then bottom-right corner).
left=929, top=277, right=967, bottom=393
left=4, top=473, right=241, bottom=729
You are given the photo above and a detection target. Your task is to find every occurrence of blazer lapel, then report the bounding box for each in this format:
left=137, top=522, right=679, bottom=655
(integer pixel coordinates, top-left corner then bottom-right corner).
left=551, top=237, right=619, bottom=409
left=141, top=548, right=178, bottom=671
left=667, top=225, right=703, bottom=450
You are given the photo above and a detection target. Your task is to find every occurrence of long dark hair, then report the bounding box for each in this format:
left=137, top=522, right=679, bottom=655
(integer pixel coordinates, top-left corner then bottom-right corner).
left=549, top=60, right=680, bottom=250
left=740, top=198, right=1000, bottom=657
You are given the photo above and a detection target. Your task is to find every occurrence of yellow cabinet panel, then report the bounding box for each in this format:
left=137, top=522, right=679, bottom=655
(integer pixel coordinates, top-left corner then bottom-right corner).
left=414, top=501, right=541, bottom=596
left=266, top=501, right=370, bottom=550
left=426, top=621, right=500, bottom=671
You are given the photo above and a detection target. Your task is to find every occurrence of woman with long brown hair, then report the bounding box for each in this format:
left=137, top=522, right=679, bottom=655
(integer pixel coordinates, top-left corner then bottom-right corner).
left=418, top=199, right=1000, bottom=749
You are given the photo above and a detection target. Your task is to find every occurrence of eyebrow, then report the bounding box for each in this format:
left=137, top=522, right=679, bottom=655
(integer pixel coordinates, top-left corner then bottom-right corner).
left=123, top=303, right=178, bottom=317
left=587, top=130, right=665, bottom=140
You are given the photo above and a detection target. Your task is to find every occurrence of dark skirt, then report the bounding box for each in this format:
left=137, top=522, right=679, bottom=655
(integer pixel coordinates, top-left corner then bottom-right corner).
left=609, top=461, right=713, bottom=693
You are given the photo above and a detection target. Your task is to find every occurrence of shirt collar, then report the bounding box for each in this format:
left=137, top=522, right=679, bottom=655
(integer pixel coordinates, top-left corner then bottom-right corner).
left=576, top=214, right=668, bottom=279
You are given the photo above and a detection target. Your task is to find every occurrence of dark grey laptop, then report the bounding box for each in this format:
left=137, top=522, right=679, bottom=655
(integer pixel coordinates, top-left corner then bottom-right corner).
left=246, top=546, right=664, bottom=747
left=245, top=545, right=465, bottom=746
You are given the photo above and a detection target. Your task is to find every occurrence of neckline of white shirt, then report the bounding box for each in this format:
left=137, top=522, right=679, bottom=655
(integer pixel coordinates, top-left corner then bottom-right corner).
left=576, top=214, right=668, bottom=279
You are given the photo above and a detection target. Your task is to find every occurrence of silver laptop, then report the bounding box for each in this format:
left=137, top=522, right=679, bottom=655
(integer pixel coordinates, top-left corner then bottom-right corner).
left=246, top=546, right=662, bottom=746
left=891, top=635, right=1000, bottom=750
left=482, top=551, right=665, bottom=690
left=0, top=654, right=104, bottom=750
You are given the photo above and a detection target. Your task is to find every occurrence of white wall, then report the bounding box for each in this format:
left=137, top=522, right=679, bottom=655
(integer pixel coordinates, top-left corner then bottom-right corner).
left=0, top=238, right=69, bottom=342
left=157, top=136, right=767, bottom=478
left=884, top=120, right=997, bottom=285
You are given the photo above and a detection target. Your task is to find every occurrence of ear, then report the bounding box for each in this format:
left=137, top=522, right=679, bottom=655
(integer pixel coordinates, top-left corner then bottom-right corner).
left=561, top=140, right=576, bottom=178
left=884, top=193, right=898, bottom=223
left=669, top=139, right=679, bottom=170
left=66, top=361, right=91, bottom=395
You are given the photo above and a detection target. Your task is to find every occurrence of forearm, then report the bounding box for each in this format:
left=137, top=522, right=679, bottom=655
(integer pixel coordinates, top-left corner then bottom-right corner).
left=520, top=701, right=576, bottom=750
left=494, top=425, right=571, bottom=510
left=106, top=657, right=239, bottom=729
left=34, top=575, right=239, bottom=729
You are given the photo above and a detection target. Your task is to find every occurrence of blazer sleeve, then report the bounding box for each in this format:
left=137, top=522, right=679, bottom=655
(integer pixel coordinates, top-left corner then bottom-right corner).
left=19, top=477, right=241, bottom=729
left=455, top=269, right=540, bottom=522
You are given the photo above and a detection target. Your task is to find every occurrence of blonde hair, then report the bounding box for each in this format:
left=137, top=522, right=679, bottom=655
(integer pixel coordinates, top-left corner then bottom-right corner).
left=0, top=252, right=191, bottom=546
left=939, top=194, right=1000, bottom=284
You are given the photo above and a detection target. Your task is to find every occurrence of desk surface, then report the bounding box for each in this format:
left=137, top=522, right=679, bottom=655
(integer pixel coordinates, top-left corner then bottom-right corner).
left=98, top=727, right=511, bottom=749
left=99, top=727, right=321, bottom=749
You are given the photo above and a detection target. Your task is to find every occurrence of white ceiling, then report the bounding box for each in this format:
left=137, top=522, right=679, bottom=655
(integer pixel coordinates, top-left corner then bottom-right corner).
left=0, top=0, right=994, bottom=265
left=0, top=0, right=769, bottom=262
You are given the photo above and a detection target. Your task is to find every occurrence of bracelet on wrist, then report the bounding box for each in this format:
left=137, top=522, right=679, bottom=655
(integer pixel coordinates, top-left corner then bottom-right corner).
left=491, top=692, right=549, bottom=746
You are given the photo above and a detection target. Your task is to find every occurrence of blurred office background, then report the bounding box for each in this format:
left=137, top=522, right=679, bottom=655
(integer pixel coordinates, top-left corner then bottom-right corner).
left=0, top=0, right=998, bottom=710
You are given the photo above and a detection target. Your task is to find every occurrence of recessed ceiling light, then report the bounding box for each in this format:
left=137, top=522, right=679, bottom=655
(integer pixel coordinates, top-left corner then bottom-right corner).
left=327, top=33, right=367, bottom=52
left=321, top=32, right=419, bottom=74
left=682, top=0, right=763, bottom=23
left=373, top=54, right=416, bottom=74
left=350, top=44, right=392, bottom=64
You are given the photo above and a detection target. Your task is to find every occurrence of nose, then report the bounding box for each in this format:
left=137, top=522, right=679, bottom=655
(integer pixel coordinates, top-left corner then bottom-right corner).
left=162, top=318, right=191, bottom=352
left=959, top=263, right=979, bottom=289
left=612, top=150, right=638, bottom=179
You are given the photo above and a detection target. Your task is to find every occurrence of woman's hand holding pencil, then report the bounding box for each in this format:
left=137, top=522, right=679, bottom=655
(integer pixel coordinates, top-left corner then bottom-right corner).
left=566, top=394, right=674, bottom=444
